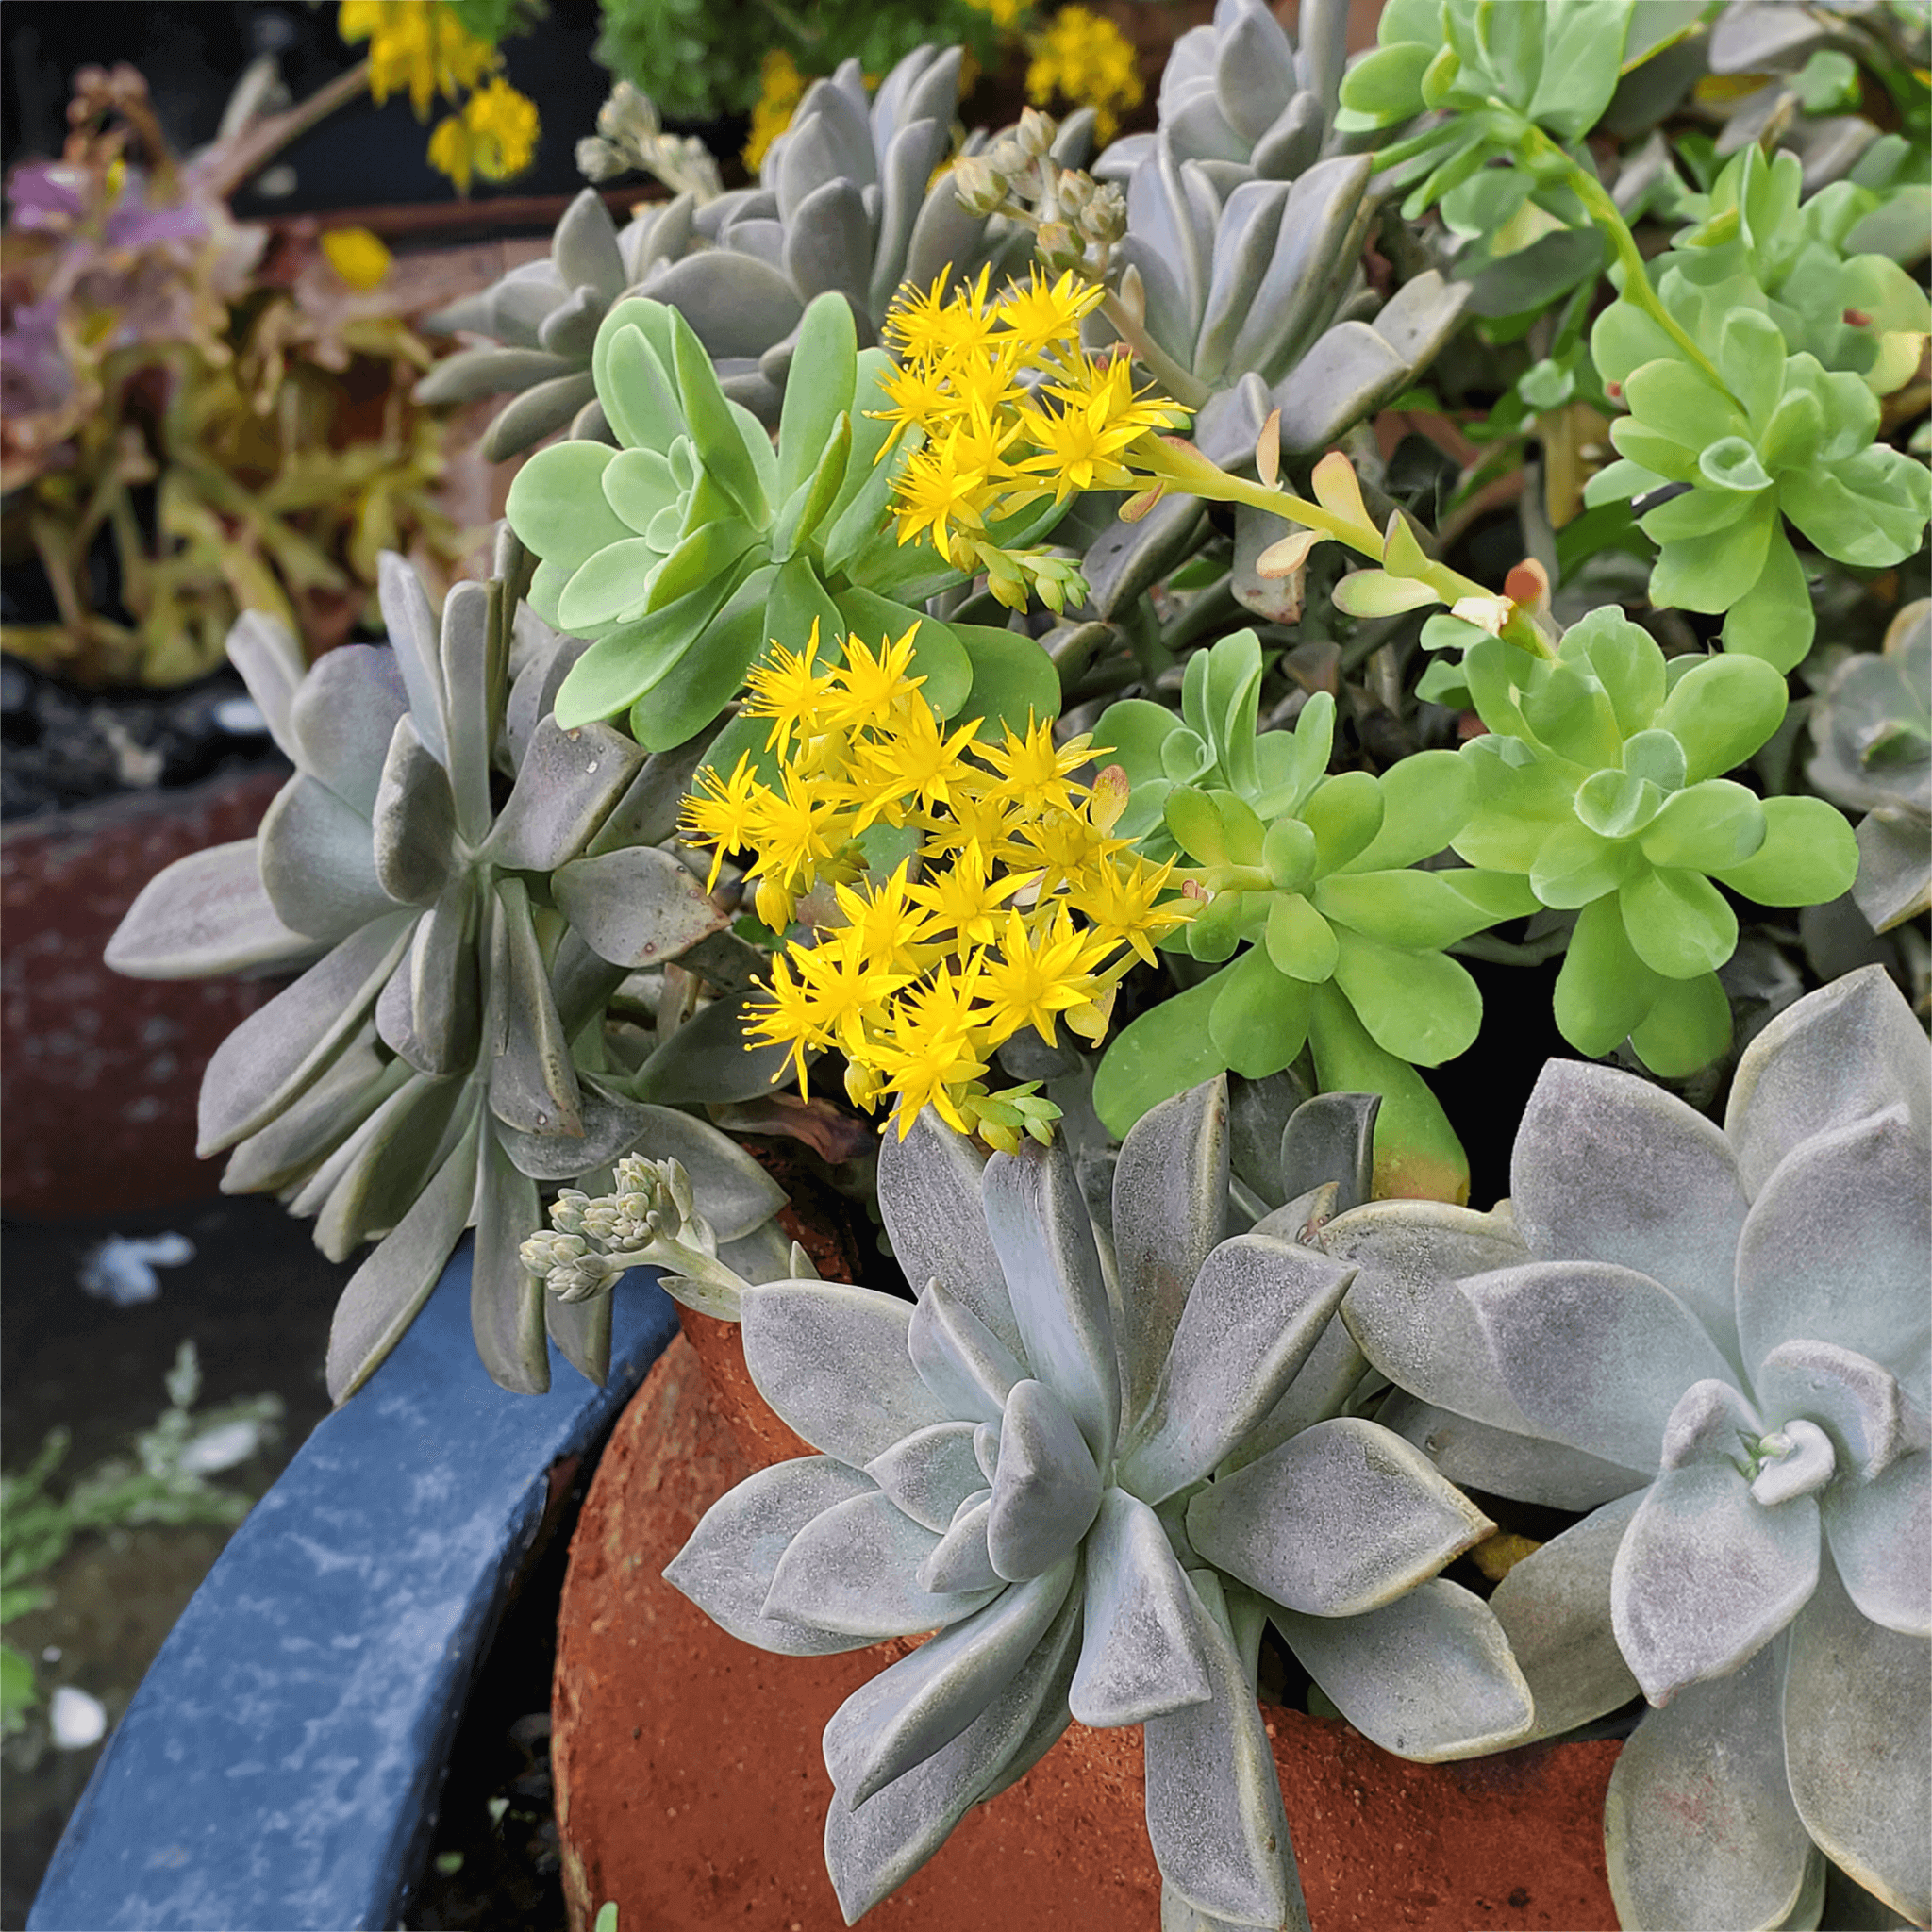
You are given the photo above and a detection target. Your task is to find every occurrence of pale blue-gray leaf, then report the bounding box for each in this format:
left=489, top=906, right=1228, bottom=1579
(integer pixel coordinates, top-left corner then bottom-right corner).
left=663, top=1455, right=883, bottom=1656
left=1488, top=1491, right=1644, bottom=1741
left=867, top=1423, right=988, bottom=1534
left=1612, top=1458, right=1819, bottom=1706
left=823, top=1579, right=1081, bottom=1923
left=1822, top=1448, right=1931, bottom=1637
left=551, top=845, right=730, bottom=969
left=626, top=1102, right=786, bottom=1241
left=822, top=1557, right=1075, bottom=1806
left=1511, top=1058, right=1751, bottom=1361
left=1071, top=1489, right=1213, bottom=1727
left=784, top=177, right=871, bottom=307
left=1278, top=1091, right=1377, bottom=1212
left=224, top=610, right=305, bottom=763
left=472, top=1128, right=547, bottom=1394
left=989, top=1379, right=1104, bottom=1582
left=375, top=551, right=447, bottom=766
left=1142, top=1569, right=1301, bottom=1929
left=1735, top=1106, right=1932, bottom=1407
left=1195, top=181, right=1291, bottom=384
left=917, top=1490, right=1000, bottom=1595
left=649, top=250, right=806, bottom=362
left=486, top=877, right=583, bottom=1138
left=1216, top=0, right=1297, bottom=142
left=1272, top=1578, right=1536, bottom=1761
left=1226, top=154, right=1374, bottom=383
left=368, top=715, right=456, bottom=908
left=1118, top=1233, right=1353, bottom=1504
left=197, top=911, right=414, bottom=1156
left=438, top=579, right=498, bottom=845
left=1274, top=321, right=1408, bottom=452
left=1187, top=1416, right=1491, bottom=1616
left=1461, top=1260, right=1737, bottom=1474
left=482, top=717, right=644, bottom=873
left=219, top=1026, right=397, bottom=1196
left=740, top=1279, right=954, bottom=1468
left=877, top=1108, right=1024, bottom=1357
left=1111, top=1076, right=1230, bottom=1432
left=984, top=1138, right=1121, bottom=1467
left=908, top=1278, right=1030, bottom=1426
left=553, top=186, right=625, bottom=300
left=1377, top=1391, right=1645, bottom=1511
left=762, top=1490, right=996, bottom=1638
left=375, top=881, right=475, bottom=1076
left=1605, top=1643, right=1820, bottom=1932
left=1756, top=1340, right=1925, bottom=1481
left=291, top=643, right=409, bottom=816
left=1784, top=1558, right=1932, bottom=1924
left=1724, top=965, right=1931, bottom=1198
left=104, top=839, right=317, bottom=980
left=258, top=774, right=396, bottom=941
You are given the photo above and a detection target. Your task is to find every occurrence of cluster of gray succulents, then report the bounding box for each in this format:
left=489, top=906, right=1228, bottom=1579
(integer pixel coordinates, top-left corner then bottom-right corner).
left=107, top=541, right=795, bottom=1400
left=418, top=45, right=1080, bottom=453
left=1807, top=598, right=1930, bottom=934
left=652, top=1079, right=1542, bottom=1923
left=1331, top=966, right=1930, bottom=1929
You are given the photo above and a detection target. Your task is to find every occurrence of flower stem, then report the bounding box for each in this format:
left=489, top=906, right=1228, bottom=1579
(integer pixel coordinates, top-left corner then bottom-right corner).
left=1098, top=291, right=1211, bottom=409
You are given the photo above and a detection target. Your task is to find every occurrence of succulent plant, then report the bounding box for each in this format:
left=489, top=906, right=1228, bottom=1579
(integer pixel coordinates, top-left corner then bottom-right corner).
left=1430, top=606, right=1859, bottom=1078
left=1329, top=964, right=1931, bottom=1929
left=420, top=46, right=1071, bottom=450
left=1092, top=0, right=1349, bottom=192
left=105, top=543, right=791, bottom=1400
left=1807, top=598, right=1932, bottom=933
left=663, top=1078, right=1536, bottom=1922
left=501, top=288, right=1059, bottom=750
left=1093, top=629, right=1534, bottom=1202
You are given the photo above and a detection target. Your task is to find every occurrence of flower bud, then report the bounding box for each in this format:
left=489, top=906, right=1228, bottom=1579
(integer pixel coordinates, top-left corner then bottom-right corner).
left=1015, top=106, right=1058, bottom=158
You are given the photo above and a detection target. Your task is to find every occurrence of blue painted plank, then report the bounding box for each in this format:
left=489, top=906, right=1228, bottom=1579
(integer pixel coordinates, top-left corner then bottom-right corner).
left=30, top=1249, right=677, bottom=1932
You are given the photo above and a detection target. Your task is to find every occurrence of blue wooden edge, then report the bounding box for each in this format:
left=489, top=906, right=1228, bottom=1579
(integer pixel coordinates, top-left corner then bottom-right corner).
left=30, top=1247, right=678, bottom=1932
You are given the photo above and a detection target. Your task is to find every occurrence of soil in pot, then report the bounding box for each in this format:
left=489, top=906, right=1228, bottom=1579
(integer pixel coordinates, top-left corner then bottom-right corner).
left=552, top=1335, right=1624, bottom=1932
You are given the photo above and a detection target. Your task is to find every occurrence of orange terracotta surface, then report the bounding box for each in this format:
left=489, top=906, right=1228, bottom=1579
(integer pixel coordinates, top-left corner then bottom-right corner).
left=555, top=1335, right=1624, bottom=1932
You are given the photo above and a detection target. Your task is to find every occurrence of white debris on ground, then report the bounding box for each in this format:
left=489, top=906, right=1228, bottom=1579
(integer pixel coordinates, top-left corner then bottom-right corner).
left=176, top=1418, right=268, bottom=1475
left=48, top=1687, right=107, bottom=1750
left=78, top=1234, right=194, bottom=1306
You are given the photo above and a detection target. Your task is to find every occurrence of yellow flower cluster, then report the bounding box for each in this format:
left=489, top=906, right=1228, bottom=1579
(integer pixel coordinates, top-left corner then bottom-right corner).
left=680, top=620, right=1191, bottom=1145
left=876, top=268, right=1189, bottom=611
left=338, top=2, right=540, bottom=195
left=1025, top=5, right=1143, bottom=143
left=742, top=50, right=808, bottom=173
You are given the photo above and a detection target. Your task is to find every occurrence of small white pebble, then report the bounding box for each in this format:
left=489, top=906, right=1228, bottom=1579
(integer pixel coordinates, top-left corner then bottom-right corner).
left=50, top=1686, right=108, bottom=1749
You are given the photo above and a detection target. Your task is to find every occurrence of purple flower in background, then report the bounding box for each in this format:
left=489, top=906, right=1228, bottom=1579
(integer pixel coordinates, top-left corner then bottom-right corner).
left=7, top=162, right=90, bottom=230
left=0, top=297, right=73, bottom=414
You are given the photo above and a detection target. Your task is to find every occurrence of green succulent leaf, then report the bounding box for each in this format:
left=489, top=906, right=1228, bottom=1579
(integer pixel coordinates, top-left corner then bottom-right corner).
left=1096, top=698, right=1183, bottom=789
left=1555, top=609, right=1665, bottom=739
left=1552, top=894, right=1663, bottom=1058
left=1529, top=819, right=1643, bottom=909
left=1091, top=967, right=1236, bottom=1138
left=1719, top=529, right=1814, bottom=673
left=1647, top=496, right=1777, bottom=613
left=833, top=585, right=974, bottom=720
left=504, top=442, right=629, bottom=570
left=1302, top=772, right=1386, bottom=876
left=1264, top=891, right=1339, bottom=983
left=1186, top=891, right=1248, bottom=963
left=772, top=414, right=853, bottom=562
left=777, top=293, right=859, bottom=501
left=1330, top=925, right=1483, bottom=1067
left=1166, top=787, right=1229, bottom=866
left=1654, top=654, right=1789, bottom=783
left=1638, top=780, right=1767, bottom=873
left=553, top=573, right=739, bottom=729
left=1340, top=750, right=1477, bottom=874
left=952, top=625, right=1061, bottom=741
left=1208, top=947, right=1313, bottom=1080
left=1520, top=661, right=1626, bottom=772
left=1780, top=445, right=1932, bottom=570
left=629, top=565, right=781, bottom=753
left=1626, top=969, right=1732, bottom=1077
left=1617, top=867, right=1738, bottom=979
left=1312, top=868, right=1527, bottom=950
left=669, top=309, right=770, bottom=525
left=1574, top=769, right=1664, bottom=841
left=1261, top=817, right=1318, bottom=895
left=1697, top=436, right=1774, bottom=494
left=1708, top=795, right=1859, bottom=906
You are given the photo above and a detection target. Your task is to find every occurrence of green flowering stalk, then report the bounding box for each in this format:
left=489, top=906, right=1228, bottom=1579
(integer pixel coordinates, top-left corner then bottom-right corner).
left=1440, top=608, right=1859, bottom=1076
left=1093, top=629, right=1537, bottom=1204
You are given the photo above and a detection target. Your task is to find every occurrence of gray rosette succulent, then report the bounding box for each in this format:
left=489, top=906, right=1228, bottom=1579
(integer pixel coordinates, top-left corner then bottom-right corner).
left=106, top=542, right=791, bottom=1402
left=1807, top=599, right=1931, bottom=933
left=1093, top=0, right=1348, bottom=192
left=420, top=46, right=1072, bottom=451
left=1330, top=965, right=1931, bottom=1929
left=663, top=1079, right=1538, bottom=1924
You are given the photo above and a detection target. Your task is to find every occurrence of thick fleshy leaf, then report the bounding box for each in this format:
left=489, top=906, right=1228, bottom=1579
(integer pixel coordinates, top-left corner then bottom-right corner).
left=375, top=551, right=447, bottom=767
left=908, top=1278, right=1031, bottom=1427
left=1510, top=1058, right=1750, bottom=1359
left=219, top=1028, right=399, bottom=1196
left=197, top=912, right=414, bottom=1156
left=876, top=1108, right=1023, bottom=1357
left=1272, top=1578, right=1535, bottom=1761
left=486, top=878, right=583, bottom=1138
left=988, top=1379, right=1104, bottom=1582
left=866, top=1423, right=989, bottom=1535
left=1142, top=1570, right=1300, bottom=1929
left=983, top=1138, right=1121, bottom=1467
left=614, top=1102, right=784, bottom=1240
left=762, top=1490, right=996, bottom=1637
left=1755, top=1340, right=1924, bottom=1482
left=740, top=1279, right=955, bottom=1468
left=1325, top=1200, right=1538, bottom=1436
left=472, top=1130, right=547, bottom=1395
left=822, top=1557, right=1075, bottom=1806
left=1823, top=1448, right=1932, bottom=1636
left=289, top=643, right=409, bottom=818
left=258, top=774, right=396, bottom=941
left=1375, top=1391, right=1642, bottom=1511
left=482, top=718, right=645, bottom=872
left=1784, top=1559, right=1932, bottom=1924
left=1735, top=1107, right=1932, bottom=1402
left=1724, top=965, right=1932, bottom=1197
left=1612, top=1458, right=1820, bottom=1704
left=1460, top=1260, right=1738, bottom=1472
left=1117, top=1234, right=1354, bottom=1504
left=368, top=716, right=456, bottom=908
left=822, top=1581, right=1081, bottom=1924
left=550, top=845, right=730, bottom=969
left=1605, top=1643, right=1819, bottom=1932
left=324, top=1111, right=483, bottom=1403
left=918, top=1489, right=999, bottom=1595
left=312, top=1071, right=467, bottom=1262
left=224, top=609, right=306, bottom=763
left=663, top=1456, right=883, bottom=1656
left=375, top=881, right=477, bottom=1076
left=1110, top=1077, right=1231, bottom=1432
left=1277, top=1091, right=1377, bottom=1210
left=104, top=840, right=316, bottom=980
left=1070, top=1490, right=1213, bottom=1728
left=1187, top=1416, right=1491, bottom=1616
left=1488, top=1491, right=1644, bottom=1741
left=631, top=991, right=794, bottom=1106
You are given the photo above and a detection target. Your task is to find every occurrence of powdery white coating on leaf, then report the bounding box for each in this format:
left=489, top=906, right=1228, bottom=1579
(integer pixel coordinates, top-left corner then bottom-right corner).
left=1268, top=1577, right=1535, bottom=1762
left=864, top=1422, right=988, bottom=1534
left=1071, top=1489, right=1214, bottom=1728
left=917, top=1490, right=1000, bottom=1595
left=1510, top=1058, right=1750, bottom=1361
left=1376, top=1391, right=1643, bottom=1512
left=1821, top=1448, right=1932, bottom=1637
left=662, top=1455, right=881, bottom=1657
left=907, top=1278, right=1029, bottom=1427
left=986, top=1379, right=1104, bottom=1583
left=104, top=840, right=317, bottom=982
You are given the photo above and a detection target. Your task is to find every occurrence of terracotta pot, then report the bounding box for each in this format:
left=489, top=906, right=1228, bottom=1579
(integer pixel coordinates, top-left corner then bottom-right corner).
left=553, top=1333, right=1624, bottom=1932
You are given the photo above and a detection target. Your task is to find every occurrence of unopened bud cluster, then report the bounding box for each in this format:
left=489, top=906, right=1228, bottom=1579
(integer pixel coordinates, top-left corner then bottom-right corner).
left=576, top=81, right=722, bottom=201
left=952, top=108, right=1125, bottom=282
left=520, top=1156, right=715, bottom=1303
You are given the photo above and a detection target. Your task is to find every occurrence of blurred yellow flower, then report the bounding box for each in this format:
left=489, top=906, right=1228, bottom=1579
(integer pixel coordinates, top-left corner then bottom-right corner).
left=743, top=49, right=808, bottom=173
left=340, top=1, right=497, bottom=119
left=320, top=226, right=393, bottom=291
left=428, top=76, right=541, bottom=194
left=1024, top=6, right=1143, bottom=143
